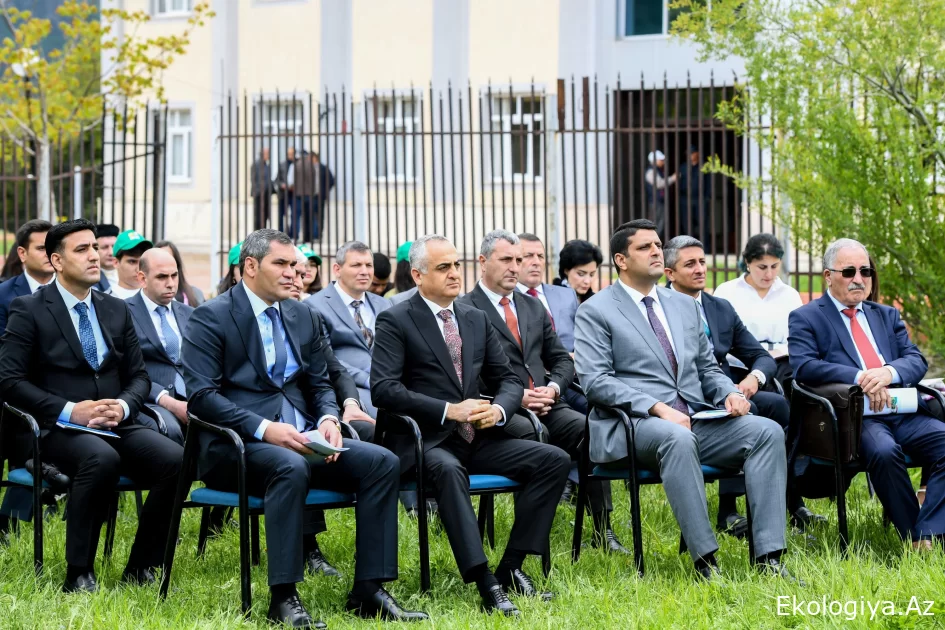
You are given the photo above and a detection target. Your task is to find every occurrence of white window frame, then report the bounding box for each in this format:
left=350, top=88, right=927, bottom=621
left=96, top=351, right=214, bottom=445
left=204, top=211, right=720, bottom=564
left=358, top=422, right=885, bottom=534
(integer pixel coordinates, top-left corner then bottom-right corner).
left=487, top=93, right=544, bottom=184
left=618, top=0, right=705, bottom=39
left=365, top=91, right=422, bottom=184
left=151, top=0, right=194, bottom=18
left=166, top=108, right=193, bottom=184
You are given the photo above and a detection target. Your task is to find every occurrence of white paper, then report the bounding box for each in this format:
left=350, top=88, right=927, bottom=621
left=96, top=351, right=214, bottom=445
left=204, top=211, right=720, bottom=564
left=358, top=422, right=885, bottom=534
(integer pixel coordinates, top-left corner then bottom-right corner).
left=862, top=388, right=919, bottom=416
left=691, top=409, right=732, bottom=421
left=300, top=429, right=349, bottom=456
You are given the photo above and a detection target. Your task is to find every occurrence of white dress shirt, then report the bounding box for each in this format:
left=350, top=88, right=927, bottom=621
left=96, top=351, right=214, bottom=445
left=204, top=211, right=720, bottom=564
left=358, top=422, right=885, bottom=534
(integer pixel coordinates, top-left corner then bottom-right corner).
left=55, top=280, right=130, bottom=424
left=243, top=284, right=339, bottom=440
left=479, top=281, right=521, bottom=338
left=711, top=276, right=803, bottom=354
left=618, top=280, right=678, bottom=357
left=108, top=283, right=140, bottom=300
left=24, top=271, right=53, bottom=294
left=418, top=293, right=507, bottom=426
left=333, top=281, right=375, bottom=331
left=516, top=282, right=551, bottom=313
left=826, top=291, right=900, bottom=385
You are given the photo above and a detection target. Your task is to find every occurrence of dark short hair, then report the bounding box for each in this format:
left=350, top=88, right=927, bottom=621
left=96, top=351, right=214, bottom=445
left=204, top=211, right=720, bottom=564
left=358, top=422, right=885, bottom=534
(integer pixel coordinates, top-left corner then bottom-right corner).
left=609, top=219, right=658, bottom=265
left=45, top=219, right=98, bottom=259
left=558, top=239, right=603, bottom=280
left=373, top=252, right=392, bottom=279
left=517, top=232, right=543, bottom=244
left=240, top=229, right=294, bottom=272
left=95, top=224, right=120, bottom=238
left=116, top=241, right=152, bottom=261
left=739, top=233, right=785, bottom=272
left=15, top=219, right=53, bottom=251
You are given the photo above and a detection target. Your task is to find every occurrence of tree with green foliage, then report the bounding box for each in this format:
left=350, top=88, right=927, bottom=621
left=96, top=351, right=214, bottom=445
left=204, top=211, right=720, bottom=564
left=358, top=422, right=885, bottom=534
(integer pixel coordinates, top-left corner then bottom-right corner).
left=0, top=0, right=212, bottom=222
left=672, top=0, right=945, bottom=360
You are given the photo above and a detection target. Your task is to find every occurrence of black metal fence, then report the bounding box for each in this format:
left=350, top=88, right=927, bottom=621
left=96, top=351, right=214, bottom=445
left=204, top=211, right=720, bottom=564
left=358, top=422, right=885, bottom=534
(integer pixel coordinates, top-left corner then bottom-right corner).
left=0, top=104, right=167, bottom=273
left=215, top=76, right=814, bottom=293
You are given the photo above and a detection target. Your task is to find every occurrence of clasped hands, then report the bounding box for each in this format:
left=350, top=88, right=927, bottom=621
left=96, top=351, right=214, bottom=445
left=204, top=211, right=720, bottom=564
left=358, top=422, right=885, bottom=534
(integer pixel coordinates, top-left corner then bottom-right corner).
left=858, top=367, right=895, bottom=413
left=72, top=399, right=124, bottom=429
left=447, top=399, right=502, bottom=429
left=522, top=386, right=557, bottom=417
left=651, top=392, right=751, bottom=431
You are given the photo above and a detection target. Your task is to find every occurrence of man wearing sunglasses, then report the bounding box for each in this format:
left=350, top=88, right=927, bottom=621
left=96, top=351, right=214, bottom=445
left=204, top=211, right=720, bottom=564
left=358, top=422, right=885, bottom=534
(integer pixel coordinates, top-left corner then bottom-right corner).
left=788, top=238, right=945, bottom=550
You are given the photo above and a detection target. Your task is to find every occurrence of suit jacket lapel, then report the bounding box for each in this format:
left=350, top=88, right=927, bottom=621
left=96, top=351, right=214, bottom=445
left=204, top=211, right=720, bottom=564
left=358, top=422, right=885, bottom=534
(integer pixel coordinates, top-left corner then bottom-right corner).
left=129, top=293, right=167, bottom=361
left=13, top=274, right=30, bottom=298
left=172, top=300, right=191, bottom=340
left=326, top=285, right=366, bottom=347
left=408, top=296, right=463, bottom=394
left=458, top=306, right=477, bottom=396
left=45, top=286, right=86, bottom=365
left=864, top=303, right=892, bottom=362
left=701, top=293, right=722, bottom=350
left=513, top=291, right=529, bottom=351
left=818, top=294, right=862, bottom=367
left=471, top=285, right=519, bottom=348
left=660, top=290, right=686, bottom=377
left=90, top=290, right=117, bottom=365
left=280, top=302, right=303, bottom=381
left=611, top=285, right=675, bottom=379
left=230, top=283, right=274, bottom=385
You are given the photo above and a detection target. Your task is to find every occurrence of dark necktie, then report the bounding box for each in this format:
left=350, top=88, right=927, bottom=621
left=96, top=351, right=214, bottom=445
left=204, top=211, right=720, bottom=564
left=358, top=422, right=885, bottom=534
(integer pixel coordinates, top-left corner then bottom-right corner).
left=499, top=296, right=534, bottom=388
left=265, top=306, right=297, bottom=428
left=439, top=309, right=474, bottom=443
left=841, top=308, right=883, bottom=369
left=74, top=302, right=99, bottom=371
left=526, top=287, right=555, bottom=330
left=350, top=299, right=374, bottom=349
left=641, top=296, right=689, bottom=415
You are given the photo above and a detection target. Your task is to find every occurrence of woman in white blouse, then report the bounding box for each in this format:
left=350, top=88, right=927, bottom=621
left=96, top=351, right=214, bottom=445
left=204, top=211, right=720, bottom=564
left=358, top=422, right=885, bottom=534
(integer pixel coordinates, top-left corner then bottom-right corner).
left=713, top=234, right=802, bottom=378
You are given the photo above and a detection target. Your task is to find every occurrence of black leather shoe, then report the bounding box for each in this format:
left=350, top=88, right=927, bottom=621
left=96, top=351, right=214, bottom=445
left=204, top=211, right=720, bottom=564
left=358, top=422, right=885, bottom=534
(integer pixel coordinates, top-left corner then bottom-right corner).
left=63, top=571, right=98, bottom=593
left=345, top=587, right=429, bottom=622
left=304, top=549, right=341, bottom=577
left=498, top=568, right=553, bottom=602
left=121, top=566, right=156, bottom=586
left=791, top=506, right=827, bottom=530
left=757, top=557, right=806, bottom=586
left=26, top=460, right=71, bottom=493
left=592, top=528, right=631, bottom=555
left=481, top=584, right=520, bottom=617
left=716, top=512, right=749, bottom=539
left=695, top=561, right=723, bottom=583
left=267, top=593, right=325, bottom=629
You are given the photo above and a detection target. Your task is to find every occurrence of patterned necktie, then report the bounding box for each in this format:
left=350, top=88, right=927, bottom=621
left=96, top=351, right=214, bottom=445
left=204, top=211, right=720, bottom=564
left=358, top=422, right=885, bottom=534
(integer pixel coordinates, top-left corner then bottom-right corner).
left=74, top=303, right=99, bottom=371
left=350, top=299, right=374, bottom=349
left=641, top=296, right=689, bottom=415
left=439, top=309, right=474, bottom=443
left=156, top=305, right=186, bottom=396
left=841, top=308, right=883, bottom=369
left=526, top=287, right=555, bottom=330
left=265, top=306, right=298, bottom=429
left=499, top=296, right=534, bottom=388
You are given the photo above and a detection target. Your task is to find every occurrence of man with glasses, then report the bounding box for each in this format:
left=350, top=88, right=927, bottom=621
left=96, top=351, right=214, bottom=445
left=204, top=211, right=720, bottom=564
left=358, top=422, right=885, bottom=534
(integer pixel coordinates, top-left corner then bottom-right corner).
left=789, top=238, right=945, bottom=550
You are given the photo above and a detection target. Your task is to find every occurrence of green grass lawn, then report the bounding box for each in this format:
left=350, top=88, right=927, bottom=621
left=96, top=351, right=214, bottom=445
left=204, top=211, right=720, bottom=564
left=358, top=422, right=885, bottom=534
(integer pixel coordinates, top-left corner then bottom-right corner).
left=1, top=473, right=943, bottom=629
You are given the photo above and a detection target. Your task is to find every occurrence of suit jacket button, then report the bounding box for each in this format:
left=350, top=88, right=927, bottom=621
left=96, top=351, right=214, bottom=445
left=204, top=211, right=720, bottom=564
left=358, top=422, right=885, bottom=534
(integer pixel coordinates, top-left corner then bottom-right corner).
left=94, top=374, right=99, bottom=379
left=524, top=364, right=530, bottom=369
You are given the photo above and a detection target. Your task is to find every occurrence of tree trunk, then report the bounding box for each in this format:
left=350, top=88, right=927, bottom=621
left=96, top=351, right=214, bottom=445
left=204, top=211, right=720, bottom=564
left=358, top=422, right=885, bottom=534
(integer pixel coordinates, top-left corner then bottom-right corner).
left=36, top=140, right=52, bottom=222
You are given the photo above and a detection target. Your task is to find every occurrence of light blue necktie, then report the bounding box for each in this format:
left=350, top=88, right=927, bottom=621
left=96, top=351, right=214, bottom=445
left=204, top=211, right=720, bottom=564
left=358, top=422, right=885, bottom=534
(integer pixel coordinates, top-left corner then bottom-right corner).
left=74, top=303, right=99, bottom=371
left=265, top=307, right=299, bottom=430
left=156, top=305, right=186, bottom=396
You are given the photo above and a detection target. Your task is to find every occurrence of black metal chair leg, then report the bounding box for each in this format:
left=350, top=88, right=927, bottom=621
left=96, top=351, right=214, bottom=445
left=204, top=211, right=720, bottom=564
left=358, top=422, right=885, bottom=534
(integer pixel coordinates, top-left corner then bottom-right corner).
left=835, top=463, right=849, bottom=554
left=477, top=496, right=488, bottom=543
left=134, top=490, right=144, bottom=519
left=541, top=550, right=551, bottom=577
left=251, top=514, right=261, bottom=566
left=33, top=471, right=43, bottom=576
left=104, top=493, right=119, bottom=560
left=628, top=471, right=644, bottom=576
left=745, top=489, right=755, bottom=563
left=197, top=507, right=211, bottom=557
left=678, top=535, right=687, bottom=555
left=418, top=483, right=431, bottom=593
left=571, top=467, right=590, bottom=563
left=486, top=495, right=496, bottom=549
left=238, top=495, right=252, bottom=615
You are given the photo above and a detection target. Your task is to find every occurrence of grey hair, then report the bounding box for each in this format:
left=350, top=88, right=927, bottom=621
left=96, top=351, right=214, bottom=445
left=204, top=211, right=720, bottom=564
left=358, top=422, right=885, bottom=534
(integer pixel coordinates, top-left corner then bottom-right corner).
left=240, top=229, right=294, bottom=272
left=335, top=240, right=372, bottom=265
left=663, top=235, right=704, bottom=269
left=409, top=234, right=452, bottom=273
left=823, top=238, right=869, bottom=269
left=479, top=229, right=520, bottom=258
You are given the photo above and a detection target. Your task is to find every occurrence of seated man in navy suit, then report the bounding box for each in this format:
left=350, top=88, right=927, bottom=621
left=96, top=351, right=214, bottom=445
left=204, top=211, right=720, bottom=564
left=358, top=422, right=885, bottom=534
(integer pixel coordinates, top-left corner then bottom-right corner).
left=183, top=229, right=426, bottom=627
left=789, top=238, right=945, bottom=550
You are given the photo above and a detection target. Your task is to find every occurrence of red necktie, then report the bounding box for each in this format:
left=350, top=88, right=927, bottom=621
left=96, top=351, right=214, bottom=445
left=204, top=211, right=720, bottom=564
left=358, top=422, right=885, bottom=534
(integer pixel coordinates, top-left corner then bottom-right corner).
left=526, top=287, right=555, bottom=330
left=841, top=308, right=883, bottom=369
left=499, top=296, right=534, bottom=388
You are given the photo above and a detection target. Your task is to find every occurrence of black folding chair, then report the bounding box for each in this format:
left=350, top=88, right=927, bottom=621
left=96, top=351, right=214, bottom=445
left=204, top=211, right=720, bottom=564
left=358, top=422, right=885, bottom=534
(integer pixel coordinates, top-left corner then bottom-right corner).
left=160, top=414, right=358, bottom=616
left=571, top=404, right=755, bottom=576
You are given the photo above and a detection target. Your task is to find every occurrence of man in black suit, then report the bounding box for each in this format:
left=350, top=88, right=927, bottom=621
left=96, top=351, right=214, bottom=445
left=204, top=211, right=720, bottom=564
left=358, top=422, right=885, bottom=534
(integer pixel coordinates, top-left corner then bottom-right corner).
left=126, top=248, right=191, bottom=445
left=183, top=229, right=425, bottom=628
left=663, top=235, right=824, bottom=533
left=93, top=223, right=120, bottom=292
left=371, top=235, right=571, bottom=616
left=0, top=219, right=182, bottom=593
left=458, top=230, right=626, bottom=554
left=251, top=148, right=275, bottom=230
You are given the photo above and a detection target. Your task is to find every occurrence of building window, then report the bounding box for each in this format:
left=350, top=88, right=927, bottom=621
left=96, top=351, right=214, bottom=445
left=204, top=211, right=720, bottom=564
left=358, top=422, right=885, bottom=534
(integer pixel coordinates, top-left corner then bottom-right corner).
left=489, top=94, right=543, bottom=182
left=367, top=95, right=421, bottom=183
left=166, top=109, right=192, bottom=183
left=621, top=0, right=692, bottom=37
left=152, top=0, right=193, bottom=17
left=253, top=99, right=306, bottom=167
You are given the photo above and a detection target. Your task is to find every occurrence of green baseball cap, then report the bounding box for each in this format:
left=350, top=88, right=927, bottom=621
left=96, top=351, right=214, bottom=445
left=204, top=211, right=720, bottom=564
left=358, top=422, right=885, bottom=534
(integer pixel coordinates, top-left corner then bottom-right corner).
left=227, top=242, right=243, bottom=267
left=396, top=241, right=413, bottom=264
left=297, top=243, right=322, bottom=266
left=112, top=229, right=152, bottom=257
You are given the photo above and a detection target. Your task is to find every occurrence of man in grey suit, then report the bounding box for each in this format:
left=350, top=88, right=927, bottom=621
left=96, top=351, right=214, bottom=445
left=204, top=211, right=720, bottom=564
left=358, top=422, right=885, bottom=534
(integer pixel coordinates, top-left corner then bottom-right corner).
left=126, top=248, right=191, bottom=445
left=574, top=219, right=794, bottom=582
left=305, top=241, right=390, bottom=441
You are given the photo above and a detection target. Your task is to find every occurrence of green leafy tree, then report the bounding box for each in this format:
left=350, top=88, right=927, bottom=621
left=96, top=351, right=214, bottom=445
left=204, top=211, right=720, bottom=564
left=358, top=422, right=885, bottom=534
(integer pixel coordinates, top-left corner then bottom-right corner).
left=0, top=0, right=212, bottom=222
left=673, top=0, right=945, bottom=359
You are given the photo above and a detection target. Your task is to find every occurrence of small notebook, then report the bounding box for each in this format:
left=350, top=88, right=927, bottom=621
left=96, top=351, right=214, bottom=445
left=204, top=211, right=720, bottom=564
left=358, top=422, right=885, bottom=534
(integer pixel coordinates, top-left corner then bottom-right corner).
left=55, top=420, right=120, bottom=439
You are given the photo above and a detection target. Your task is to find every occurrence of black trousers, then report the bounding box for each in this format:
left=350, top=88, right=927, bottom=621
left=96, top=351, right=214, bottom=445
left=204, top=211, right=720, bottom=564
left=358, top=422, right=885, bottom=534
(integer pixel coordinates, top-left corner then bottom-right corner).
left=424, top=431, right=570, bottom=580
left=41, top=422, right=182, bottom=569
left=505, top=403, right=613, bottom=514
left=201, top=439, right=400, bottom=586
left=719, top=391, right=791, bottom=497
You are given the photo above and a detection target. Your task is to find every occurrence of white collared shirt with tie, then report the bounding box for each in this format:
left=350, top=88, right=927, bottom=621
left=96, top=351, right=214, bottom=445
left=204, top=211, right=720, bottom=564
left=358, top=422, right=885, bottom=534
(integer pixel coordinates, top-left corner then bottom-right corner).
left=23, top=271, right=53, bottom=294
left=139, top=292, right=185, bottom=403
left=618, top=280, right=678, bottom=355
left=826, top=290, right=901, bottom=385
left=333, top=281, right=376, bottom=331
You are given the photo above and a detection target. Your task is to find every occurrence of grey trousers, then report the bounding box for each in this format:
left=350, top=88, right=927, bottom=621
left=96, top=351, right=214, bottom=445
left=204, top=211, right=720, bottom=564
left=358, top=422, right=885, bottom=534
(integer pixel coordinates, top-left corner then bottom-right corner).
left=632, top=413, right=787, bottom=561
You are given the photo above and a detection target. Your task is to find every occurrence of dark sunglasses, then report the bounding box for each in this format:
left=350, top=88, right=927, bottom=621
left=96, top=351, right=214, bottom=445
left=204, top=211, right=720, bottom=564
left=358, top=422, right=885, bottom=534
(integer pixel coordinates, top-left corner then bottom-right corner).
left=827, top=266, right=873, bottom=279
